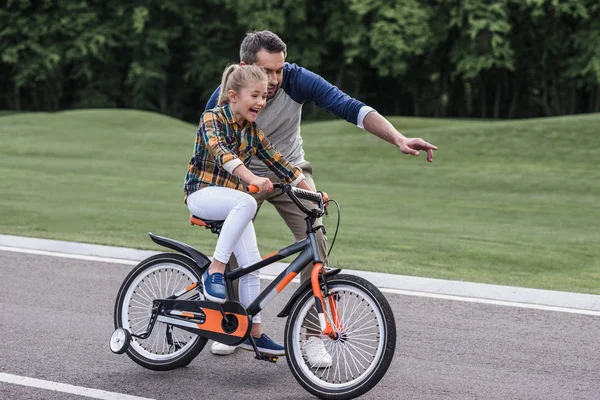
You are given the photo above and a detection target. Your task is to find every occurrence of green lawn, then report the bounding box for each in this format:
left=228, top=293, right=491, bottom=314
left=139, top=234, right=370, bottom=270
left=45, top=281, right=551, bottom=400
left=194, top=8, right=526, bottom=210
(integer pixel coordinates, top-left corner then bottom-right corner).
left=1, top=110, right=598, bottom=294
left=0, top=111, right=19, bottom=116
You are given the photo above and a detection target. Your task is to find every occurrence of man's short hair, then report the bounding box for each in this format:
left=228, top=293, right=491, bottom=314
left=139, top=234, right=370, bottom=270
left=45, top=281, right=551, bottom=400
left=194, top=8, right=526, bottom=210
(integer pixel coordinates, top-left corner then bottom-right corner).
left=240, top=30, right=287, bottom=64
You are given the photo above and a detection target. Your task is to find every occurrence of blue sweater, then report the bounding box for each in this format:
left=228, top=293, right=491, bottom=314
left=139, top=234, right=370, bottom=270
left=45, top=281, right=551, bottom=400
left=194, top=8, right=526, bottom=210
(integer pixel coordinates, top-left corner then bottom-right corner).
left=206, top=63, right=367, bottom=175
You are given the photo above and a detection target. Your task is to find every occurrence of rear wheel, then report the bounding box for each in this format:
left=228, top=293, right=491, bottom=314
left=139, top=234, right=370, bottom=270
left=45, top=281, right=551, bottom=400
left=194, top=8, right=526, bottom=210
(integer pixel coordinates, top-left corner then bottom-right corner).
left=285, top=274, right=396, bottom=400
left=114, top=253, right=208, bottom=370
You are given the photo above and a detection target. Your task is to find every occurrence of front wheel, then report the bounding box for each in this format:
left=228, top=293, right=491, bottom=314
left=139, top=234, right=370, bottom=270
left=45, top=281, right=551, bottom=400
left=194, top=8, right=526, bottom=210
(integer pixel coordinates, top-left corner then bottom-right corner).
left=114, top=253, right=208, bottom=371
left=284, top=274, right=396, bottom=400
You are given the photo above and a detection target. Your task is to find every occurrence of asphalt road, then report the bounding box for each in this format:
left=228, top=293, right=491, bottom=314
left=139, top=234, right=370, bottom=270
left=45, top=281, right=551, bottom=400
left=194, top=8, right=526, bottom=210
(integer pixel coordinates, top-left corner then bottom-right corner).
left=0, top=250, right=598, bottom=400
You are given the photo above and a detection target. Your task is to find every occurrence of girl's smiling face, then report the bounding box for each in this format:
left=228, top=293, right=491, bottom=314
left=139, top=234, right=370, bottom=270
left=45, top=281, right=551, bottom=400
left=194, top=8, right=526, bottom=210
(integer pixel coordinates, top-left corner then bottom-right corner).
left=229, top=79, right=268, bottom=124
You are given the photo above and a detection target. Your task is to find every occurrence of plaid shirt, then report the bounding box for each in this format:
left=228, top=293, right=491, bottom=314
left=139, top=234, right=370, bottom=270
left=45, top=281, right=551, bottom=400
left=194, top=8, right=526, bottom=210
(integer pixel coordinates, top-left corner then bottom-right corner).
left=184, top=104, right=302, bottom=199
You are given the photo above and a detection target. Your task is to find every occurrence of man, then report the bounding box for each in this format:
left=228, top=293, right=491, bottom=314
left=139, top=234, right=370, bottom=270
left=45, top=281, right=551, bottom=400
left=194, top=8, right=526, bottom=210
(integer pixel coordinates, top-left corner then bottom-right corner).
left=205, top=30, right=437, bottom=364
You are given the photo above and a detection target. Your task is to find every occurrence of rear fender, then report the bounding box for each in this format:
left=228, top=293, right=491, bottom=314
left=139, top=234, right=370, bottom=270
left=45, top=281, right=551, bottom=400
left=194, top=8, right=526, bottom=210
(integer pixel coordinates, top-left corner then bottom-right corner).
left=148, top=232, right=210, bottom=269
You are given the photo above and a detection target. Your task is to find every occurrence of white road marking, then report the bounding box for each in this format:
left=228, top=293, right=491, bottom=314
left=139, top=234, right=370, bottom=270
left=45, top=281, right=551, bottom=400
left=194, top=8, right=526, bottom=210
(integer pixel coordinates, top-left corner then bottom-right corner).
left=2, top=245, right=598, bottom=316
left=377, top=287, right=600, bottom=317
left=259, top=276, right=600, bottom=316
left=0, top=245, right=137, bottom=265
left=0, top=372, right=155, bottom=400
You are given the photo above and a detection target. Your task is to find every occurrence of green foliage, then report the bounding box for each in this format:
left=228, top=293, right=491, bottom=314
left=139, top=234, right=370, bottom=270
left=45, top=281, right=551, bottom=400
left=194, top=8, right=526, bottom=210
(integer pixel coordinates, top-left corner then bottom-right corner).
left=565, top=2, right=600, bottom=85
left=448, top=0, right=514, bottom=79
left=0, top=0, right=599, bottom=117
left=349, top=0, right=433, bottom=77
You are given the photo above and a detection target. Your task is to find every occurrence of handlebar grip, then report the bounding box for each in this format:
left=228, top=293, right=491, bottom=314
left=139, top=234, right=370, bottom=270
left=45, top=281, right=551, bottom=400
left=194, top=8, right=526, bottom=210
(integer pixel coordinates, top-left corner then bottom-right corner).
left=292, top=187, right=322, bottom=203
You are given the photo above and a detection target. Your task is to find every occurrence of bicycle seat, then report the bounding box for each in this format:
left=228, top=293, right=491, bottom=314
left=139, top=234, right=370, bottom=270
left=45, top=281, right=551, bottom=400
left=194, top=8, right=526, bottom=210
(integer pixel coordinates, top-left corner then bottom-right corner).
left=190, top=215, right=224, bottom=234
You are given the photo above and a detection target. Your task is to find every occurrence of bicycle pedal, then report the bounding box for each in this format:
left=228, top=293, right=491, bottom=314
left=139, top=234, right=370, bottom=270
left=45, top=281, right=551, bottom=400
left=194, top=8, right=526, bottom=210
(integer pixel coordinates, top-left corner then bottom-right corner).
left=255, top=353, right=278, bottom=363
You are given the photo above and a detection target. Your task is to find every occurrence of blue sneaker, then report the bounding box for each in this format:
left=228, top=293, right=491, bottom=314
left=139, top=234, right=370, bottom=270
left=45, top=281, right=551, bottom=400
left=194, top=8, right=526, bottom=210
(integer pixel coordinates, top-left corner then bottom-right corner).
left=202, top=270, right=226, bottom=304
left=240, top=334, right=285, bottom=356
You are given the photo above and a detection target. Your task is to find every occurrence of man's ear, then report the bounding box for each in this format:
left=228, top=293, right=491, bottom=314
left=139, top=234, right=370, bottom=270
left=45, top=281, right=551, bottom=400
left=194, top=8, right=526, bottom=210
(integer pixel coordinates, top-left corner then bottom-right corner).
left=227, top=89, right=237, bottom=103
left=239, top=61, right=246, bottom=66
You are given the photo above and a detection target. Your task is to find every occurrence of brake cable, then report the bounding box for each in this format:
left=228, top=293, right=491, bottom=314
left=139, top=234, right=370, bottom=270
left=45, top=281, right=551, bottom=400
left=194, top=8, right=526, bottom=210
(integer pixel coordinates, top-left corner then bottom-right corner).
left=324, top=199, right=341, bottom=259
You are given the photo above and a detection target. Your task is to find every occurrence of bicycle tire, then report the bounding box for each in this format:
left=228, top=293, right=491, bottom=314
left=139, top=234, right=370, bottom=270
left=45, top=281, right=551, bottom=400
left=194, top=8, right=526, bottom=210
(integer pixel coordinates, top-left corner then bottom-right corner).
left=114, top=253, right=208, bottom=371
left=285, top=274, right=396, bottom=400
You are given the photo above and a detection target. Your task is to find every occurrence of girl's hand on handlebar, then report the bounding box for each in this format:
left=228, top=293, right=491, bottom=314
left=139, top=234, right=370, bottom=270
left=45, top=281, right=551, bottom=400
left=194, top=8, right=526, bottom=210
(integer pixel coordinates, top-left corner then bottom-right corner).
left=248, top=177, right=273, bottom=193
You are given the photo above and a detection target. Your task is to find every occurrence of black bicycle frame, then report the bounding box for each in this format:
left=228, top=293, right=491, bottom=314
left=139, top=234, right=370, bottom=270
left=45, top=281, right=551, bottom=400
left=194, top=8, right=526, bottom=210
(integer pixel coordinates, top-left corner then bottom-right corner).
left=225, top=219, right=321, bottom=319
left=149, top=217, right=322, bottom=321
left=149, top=184, right=335, bottom=335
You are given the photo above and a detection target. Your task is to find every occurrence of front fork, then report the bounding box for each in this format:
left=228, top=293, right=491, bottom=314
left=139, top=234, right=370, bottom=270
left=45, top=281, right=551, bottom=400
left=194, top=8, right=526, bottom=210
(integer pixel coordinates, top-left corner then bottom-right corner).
left=310, top=262, right=342, bottom=339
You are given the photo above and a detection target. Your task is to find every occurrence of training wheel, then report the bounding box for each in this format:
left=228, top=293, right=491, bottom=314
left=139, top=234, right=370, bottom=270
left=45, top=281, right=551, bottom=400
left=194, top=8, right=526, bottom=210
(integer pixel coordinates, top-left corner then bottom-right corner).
left=110, top=328, right=131, bottom=354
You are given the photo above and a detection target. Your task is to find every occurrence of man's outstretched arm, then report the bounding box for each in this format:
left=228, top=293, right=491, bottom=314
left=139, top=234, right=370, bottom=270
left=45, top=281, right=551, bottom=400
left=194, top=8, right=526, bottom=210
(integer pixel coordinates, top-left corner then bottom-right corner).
left=362, top=111, right=438, bottom=163
left=288, top=64, right=438, bottom=162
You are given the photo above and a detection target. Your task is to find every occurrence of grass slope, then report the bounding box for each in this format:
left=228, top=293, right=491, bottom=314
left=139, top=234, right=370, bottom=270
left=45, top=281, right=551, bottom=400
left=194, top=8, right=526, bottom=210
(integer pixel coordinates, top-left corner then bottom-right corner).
left=1, top=110, right=598, bottom=294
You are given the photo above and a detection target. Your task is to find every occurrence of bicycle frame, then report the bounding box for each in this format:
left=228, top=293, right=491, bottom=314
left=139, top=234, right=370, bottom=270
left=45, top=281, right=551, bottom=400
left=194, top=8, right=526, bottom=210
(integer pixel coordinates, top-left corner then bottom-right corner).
left=226, top=218, right=338, bottom=338
left=148, top=184, right=342, bottom=342
left=227, top=236, right=313, bottom=316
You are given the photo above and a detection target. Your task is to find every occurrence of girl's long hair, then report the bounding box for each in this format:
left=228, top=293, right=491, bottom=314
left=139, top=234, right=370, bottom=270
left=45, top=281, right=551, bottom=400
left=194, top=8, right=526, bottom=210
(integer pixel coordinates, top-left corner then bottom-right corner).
left=217, top=64, right=268, bottom=106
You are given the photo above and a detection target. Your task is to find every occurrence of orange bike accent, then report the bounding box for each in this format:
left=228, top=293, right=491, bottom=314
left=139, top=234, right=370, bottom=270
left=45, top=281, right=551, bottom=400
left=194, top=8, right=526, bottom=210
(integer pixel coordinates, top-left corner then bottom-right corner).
left=247, top=185, right=259, bottom=193
left=276, top=272, right=297, bottom=293
left=328, top=295, right=343, bottom=331
left=181, top=311, right=195, bottom=318
left=262, top=250, right=279, bottom=260
left=200, top=308, right=248, bottom=337
left=189, top=215, right=207, bottom=227
left=185, top=282, right=198, bottom=291
left=311, top=263, right=336, bottom=337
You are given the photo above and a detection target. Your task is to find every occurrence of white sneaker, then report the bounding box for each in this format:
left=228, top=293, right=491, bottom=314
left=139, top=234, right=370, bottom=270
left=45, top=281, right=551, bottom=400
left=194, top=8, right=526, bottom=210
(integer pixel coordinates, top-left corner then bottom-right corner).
left=303, top=337, right=332, bottom=368
left=211, top=341, right=237, bottom=355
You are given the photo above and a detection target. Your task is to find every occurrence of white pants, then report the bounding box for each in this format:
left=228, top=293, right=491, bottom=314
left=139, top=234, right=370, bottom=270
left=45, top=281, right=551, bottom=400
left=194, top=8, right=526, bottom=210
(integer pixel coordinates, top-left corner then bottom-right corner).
left=187, top=186, right=262, bottom=323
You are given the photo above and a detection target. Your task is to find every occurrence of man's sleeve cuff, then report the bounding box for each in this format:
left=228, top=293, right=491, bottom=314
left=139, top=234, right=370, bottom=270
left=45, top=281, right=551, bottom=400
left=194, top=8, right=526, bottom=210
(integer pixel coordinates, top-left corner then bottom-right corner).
left=357, top=106, right=376, bottom=130
left=223, top=158, right=244, bottom=174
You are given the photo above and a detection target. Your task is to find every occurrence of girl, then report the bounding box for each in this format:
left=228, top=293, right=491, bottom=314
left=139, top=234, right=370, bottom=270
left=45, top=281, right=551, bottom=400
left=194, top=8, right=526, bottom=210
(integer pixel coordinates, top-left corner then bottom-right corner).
left=184, top=64, right=313, bottom=355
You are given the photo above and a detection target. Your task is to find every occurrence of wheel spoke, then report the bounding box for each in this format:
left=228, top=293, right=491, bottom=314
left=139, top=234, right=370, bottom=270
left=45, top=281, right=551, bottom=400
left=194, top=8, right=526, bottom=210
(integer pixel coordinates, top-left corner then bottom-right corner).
left=137, top=282, right=157, bottom=303
left=152, top=272, right=162, bottom=298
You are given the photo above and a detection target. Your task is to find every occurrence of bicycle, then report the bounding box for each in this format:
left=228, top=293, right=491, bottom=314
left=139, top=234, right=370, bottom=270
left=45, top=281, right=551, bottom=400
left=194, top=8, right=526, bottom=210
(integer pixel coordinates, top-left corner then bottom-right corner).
left=110, top=183, right=396, bottom=400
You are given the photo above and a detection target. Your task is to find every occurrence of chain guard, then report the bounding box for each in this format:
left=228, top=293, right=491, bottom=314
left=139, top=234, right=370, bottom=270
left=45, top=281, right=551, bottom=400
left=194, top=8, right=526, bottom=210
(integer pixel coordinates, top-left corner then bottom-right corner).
left=156, top=300, right=251, bottom=345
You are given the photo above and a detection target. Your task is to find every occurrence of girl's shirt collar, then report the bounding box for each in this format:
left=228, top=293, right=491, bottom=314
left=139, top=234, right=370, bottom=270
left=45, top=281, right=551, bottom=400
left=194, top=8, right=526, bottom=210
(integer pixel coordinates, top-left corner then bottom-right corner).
left=222, top=103, right=252, bottom=129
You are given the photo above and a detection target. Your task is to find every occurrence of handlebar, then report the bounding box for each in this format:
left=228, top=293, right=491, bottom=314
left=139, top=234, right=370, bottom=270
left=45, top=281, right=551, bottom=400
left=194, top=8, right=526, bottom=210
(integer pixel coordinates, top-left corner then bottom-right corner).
left=246, top=183, right=329, bottom=217
left=247, top=183, right=327, bottom=202
left=246, top=182, right=284, bottom=194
